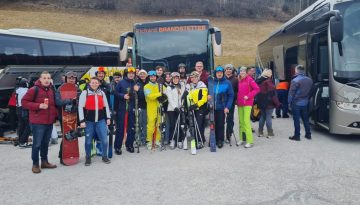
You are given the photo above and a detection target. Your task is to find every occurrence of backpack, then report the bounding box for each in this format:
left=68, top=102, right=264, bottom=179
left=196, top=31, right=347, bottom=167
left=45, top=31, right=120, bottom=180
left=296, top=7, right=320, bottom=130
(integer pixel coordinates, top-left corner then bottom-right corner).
left=250, top=104, right=261, bottom=122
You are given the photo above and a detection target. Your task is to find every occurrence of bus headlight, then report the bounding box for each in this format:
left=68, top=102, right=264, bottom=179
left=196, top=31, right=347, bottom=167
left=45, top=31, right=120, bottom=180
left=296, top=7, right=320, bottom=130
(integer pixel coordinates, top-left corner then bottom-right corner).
left=336, top=101, right=360, bottom=111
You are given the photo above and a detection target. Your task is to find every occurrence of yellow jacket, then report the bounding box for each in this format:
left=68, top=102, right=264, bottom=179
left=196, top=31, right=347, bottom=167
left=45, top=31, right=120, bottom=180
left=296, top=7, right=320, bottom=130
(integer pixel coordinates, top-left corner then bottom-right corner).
left=187, top=81, right=208, bottom=108
left=144, top=82, right=163, bottom=110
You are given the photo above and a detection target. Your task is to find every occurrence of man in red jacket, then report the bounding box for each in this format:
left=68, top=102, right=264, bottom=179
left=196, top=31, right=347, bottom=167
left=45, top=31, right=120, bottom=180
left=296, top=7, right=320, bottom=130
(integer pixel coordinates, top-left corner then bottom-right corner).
left=22, top=71, right=58, bottom=174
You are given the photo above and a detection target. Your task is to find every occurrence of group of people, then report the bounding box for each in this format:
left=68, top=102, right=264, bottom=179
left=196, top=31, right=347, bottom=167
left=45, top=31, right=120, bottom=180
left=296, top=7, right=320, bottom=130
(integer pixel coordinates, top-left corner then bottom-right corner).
left=12, top=60, right=314, bottom=174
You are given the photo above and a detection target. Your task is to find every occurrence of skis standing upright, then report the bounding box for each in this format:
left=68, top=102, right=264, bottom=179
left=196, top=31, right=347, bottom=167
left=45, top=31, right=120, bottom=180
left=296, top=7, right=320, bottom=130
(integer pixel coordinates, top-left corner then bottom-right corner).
left=158, top=83, right=166, bottom=151
left=208, top=76, right=216, bottom=152
left=123, top=88, right=130, bottom=144
left=134, top=89, right=140, bottom=153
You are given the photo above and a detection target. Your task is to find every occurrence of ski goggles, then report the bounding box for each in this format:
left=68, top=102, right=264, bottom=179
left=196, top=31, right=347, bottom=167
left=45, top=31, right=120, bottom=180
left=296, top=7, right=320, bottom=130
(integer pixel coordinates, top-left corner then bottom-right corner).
left=148, top=70, right=157, bottom=76
left=127, top=67, right=136, bottom=73
left=215, top=66, right=224, bottom=72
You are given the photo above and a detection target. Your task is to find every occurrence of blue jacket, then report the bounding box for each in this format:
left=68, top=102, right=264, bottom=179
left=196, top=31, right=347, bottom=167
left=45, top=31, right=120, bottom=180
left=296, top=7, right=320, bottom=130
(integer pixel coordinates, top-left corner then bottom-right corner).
left=213, top=77, right=234, bottom=110
left=288, top=74, right=313, bottom=106
left=116, top=78, right=136, bottom=112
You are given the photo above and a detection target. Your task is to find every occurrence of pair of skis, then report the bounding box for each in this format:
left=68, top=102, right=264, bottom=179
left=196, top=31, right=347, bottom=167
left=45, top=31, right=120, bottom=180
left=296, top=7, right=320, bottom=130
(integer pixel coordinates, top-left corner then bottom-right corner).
left=208, top=76, right=217, bottom=152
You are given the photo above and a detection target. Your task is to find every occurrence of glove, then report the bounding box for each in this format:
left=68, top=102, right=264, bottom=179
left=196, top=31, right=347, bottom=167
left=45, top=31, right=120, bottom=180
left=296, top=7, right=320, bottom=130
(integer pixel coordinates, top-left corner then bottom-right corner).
left=188, top=104, right=198, bottom=111
left=72, top=98, right=77, bottom=105
left=64, top=104, right=73, bottom=113
left=174, top=107, right=180, bottom=113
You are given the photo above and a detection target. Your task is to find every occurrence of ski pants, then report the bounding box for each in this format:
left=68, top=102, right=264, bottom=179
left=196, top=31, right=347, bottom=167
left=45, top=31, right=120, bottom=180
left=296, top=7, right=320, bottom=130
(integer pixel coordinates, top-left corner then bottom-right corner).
left=226, top=103, right=235, bottom=139
left=16, top=107, right=30, bottom=144
left=168, top=111, right=185, bottom=145
left=115, top=109, right=135, bottom=150
left=276, top=90, right=289, bottom=117
left=194, top=109, right=206, bottom=143
left=215, top=110, right=226, bottom=143
left=147, top=107, right=160, bottom=143
left=85, top=120, right=108, bottom=158
left=238, top=106, right=253, bottom=144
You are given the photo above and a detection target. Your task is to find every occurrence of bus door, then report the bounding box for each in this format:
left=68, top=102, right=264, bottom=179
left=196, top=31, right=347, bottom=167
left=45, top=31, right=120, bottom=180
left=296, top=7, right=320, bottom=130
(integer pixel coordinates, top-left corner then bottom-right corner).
left=308, top=33, right=330, bottom=127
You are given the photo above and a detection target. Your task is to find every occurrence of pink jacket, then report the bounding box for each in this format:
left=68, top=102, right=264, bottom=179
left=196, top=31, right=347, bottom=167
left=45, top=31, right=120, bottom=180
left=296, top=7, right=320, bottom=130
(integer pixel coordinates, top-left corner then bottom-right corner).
left=237, top=75, right=260, bottom=106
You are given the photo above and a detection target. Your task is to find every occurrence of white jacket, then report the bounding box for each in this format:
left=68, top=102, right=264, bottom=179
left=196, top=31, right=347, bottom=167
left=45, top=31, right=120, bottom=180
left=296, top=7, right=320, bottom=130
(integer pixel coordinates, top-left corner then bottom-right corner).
left=165, top=83, right=185, bottom=111
left=16, top=87, right=28, bottom=107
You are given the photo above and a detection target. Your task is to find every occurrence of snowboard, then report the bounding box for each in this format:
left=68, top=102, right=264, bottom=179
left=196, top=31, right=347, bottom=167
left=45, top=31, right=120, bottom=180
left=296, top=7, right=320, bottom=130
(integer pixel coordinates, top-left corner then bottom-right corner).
left=60, top=83, right=80, bottom=165
left=208, top=76, right=216, bottom=152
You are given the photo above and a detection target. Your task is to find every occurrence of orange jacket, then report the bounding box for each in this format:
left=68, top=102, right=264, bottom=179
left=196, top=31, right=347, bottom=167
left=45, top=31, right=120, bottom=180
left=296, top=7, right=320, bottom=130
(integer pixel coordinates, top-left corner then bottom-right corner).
left=276, top=81, right=289, bottom=90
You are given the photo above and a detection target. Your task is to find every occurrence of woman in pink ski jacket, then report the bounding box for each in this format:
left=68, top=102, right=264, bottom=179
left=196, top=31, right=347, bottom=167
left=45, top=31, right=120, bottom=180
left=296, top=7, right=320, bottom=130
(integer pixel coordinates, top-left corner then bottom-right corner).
left=237, top=66, right=259, bottom=148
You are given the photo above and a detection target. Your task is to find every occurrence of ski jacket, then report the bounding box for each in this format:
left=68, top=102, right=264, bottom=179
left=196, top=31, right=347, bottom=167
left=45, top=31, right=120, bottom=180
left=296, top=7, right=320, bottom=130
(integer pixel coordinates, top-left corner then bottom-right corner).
left=165, top=83, right=186, bottom=111
left=256, top=77, right=280, bottom=109
left=22, top=80, right=58, bottom=124
left=226, top=75, right=238, bottom=102
left=213, top=77, right=234, bottom=111
left=110, top=80, right=120, bottom=113
left=78, top=88, right=110, bottom=123
left=99, top=80, right=111, bottom=102
left=144, top=82, right=163, bottom=110
left=116, top=78, right=136, bottom=112
left=237, top=75, right=260, bottom=107
left=16, top=87, right=28, bottom=107
left=137, top=78, right=148, bottom=109
left=288, top=74, right=313, bottom=106
left=186, top=81, right=208, bottom=109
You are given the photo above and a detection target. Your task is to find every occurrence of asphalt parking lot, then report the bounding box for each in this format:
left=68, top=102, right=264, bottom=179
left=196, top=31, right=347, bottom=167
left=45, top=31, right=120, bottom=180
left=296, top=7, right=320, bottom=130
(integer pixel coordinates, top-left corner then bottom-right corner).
left=1, top=116, right=360, bottom=205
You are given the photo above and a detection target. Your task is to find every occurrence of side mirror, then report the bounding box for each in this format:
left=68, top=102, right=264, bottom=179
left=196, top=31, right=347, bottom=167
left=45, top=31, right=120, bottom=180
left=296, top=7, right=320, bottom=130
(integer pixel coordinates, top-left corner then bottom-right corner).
left=119, top=32, right=134, bottom=62
left=330, top=15, right=343, bottom=42
left=210, top=27, right=222, bottom=57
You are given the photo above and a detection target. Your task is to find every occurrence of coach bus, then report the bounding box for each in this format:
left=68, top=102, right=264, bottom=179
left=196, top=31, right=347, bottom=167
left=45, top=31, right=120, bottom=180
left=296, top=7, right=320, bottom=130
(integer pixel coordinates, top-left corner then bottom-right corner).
left=256, top=0, right=360, bottom=135
left=119, top=19, right=222, bottom=72
left=0, top=28, right=122, bottom=107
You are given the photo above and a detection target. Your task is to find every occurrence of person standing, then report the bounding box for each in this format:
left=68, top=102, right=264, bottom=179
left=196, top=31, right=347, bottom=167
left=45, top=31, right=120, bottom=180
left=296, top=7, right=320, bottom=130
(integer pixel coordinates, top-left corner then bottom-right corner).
left=178, top=63, right=188, bottom=85
left=55, top=71, right=80, bottom=164
left=7, top=91, right=17, bottom=133
left=166, top=72, right=186, bottom=149
left=156, top=66, right=166, bottom=85
left=114, top=67, right=139, bottom=154
left=16, top=78, right=31, bottom=148
left=224, top=64, right=238, bottom=143
left=187, top=71, right=208, bottom=148
left=256, top=69, right=280, bottom=138
left=187, top=61, right=209, bottom=86
left=288, top=65, right=313, bottom=141
left=144, top=71, right=166, bottom=150
left=276, top=80, right=290, bottom=118
left=22, top=71, right=58, bottom=173
left=210, top=66, right=234, bottom=148
left=79, top=77, right=111, bottom=166
left=236, top=67, right=260, bottom=148
left=136, top=69, right=149, bottom=145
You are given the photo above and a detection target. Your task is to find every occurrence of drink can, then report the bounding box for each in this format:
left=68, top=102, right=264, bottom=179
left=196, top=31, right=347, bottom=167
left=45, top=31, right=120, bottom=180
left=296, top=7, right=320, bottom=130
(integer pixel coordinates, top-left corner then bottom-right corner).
left=44, top=98, right=49, bottom=105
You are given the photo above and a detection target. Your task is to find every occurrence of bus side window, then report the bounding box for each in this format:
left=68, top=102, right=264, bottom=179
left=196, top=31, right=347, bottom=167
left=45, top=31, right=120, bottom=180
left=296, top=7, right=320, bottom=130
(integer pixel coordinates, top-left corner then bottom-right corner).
left=42, top=40, right=73, bottom=65
left=0, top=35, right=41, bottom=65
left=73, top=43, right=96, bottom=65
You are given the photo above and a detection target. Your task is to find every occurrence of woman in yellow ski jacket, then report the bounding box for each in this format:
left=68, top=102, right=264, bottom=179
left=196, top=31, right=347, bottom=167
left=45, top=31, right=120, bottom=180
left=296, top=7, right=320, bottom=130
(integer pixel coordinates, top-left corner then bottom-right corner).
left=144, top=70, right=166, bottom=150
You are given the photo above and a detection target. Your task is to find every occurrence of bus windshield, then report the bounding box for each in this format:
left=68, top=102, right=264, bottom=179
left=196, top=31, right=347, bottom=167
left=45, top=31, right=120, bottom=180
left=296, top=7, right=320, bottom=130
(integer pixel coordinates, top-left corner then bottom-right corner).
left=333, top=2, right=360, bottom=83
left=135, top=25, right=209, bottom=72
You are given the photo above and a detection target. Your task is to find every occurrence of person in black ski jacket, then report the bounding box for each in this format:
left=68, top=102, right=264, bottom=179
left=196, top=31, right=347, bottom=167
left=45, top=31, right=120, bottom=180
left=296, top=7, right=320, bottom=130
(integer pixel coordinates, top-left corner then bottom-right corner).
left=136, top=69, right=149, bottom=145
left=114, top=67, right=140, bottom=155
left=224, top=64, right=238, bottom=143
